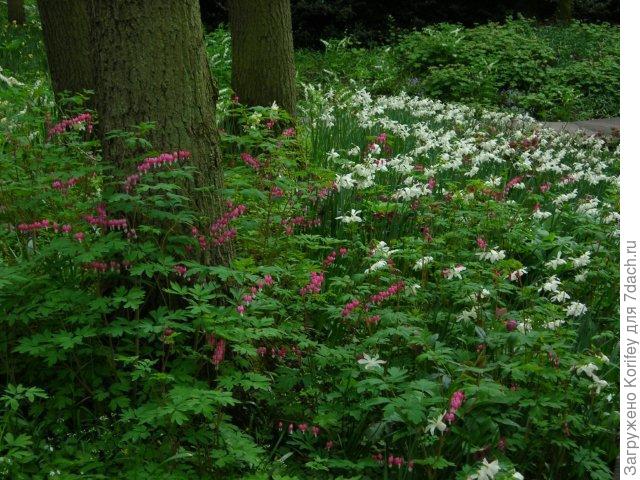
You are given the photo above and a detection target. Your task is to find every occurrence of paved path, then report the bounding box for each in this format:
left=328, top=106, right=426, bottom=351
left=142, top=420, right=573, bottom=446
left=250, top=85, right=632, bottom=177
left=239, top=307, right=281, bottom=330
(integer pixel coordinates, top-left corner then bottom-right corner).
left=543, top=117, right=619, bottom=136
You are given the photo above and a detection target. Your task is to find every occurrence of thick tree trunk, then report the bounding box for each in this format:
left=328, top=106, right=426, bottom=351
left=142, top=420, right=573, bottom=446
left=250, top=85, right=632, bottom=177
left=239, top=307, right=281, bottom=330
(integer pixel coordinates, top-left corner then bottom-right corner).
left=8, top=0, right=25, bottom=25
left=228, top=0, right=296, bottom=115
left=89, top=0, right=228, bottom=261
left=36, top=0, right=93, bottom=97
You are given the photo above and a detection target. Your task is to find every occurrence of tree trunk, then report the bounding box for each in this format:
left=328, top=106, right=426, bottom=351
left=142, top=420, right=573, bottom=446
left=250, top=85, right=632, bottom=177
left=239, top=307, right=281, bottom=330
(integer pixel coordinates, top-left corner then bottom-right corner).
left=36, top=0, right=93, bottom=98
left=228, top=0, right=296, bottom=115
left=556, top=0, right=573, bottom=24
left=89, top=0, right=228, bottom=261
left=8, top=0, right=25, bottom=25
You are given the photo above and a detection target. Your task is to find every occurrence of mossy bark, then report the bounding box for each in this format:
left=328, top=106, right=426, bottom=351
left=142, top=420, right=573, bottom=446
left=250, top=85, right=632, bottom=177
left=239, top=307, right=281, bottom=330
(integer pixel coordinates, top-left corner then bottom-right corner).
left=228, top=0, right=296, bottom=115
left=89, top=0, right=229, bottom=262
left=36, top=0, right=93, bottom=98
left=8, top=0, right=25, bottom=25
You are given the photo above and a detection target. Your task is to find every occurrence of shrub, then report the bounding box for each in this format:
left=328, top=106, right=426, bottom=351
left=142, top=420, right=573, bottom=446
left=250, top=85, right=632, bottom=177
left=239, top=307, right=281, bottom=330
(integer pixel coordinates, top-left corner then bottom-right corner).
left=297, top=19, right=620, bottom=121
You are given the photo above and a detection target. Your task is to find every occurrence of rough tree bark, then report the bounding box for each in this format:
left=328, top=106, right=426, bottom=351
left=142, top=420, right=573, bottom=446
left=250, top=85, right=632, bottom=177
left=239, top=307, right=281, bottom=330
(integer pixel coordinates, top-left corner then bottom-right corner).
left=8, top=0, right=25, bottom=25
left=228, top=0, right=296, bottom=115
left=89, top=0, right=228, bottom=261
left=36, top=0, right=93, bottom=97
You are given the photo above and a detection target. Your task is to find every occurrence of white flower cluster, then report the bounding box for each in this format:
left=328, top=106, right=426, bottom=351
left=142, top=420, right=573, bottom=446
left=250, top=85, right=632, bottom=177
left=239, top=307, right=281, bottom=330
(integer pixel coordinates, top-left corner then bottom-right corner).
left=308, top=87, right=617, bottom=237
left=298, top=86, right=617, bottom=359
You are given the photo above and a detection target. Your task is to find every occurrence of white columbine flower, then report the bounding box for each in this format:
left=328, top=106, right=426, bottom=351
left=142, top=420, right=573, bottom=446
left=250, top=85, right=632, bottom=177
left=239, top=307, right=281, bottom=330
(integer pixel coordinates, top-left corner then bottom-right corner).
left=533, top=209, right=553, bottom=220
left=592, top=377, right=608, bottom=394
left=444, top=265, right=466, bottom=280
left=566, top=302, right=587, bottom=317
left=335, top=173, right=356, bottom=191
left=425, top=411, right=448, bottom=436
left=357, top=353, right=386, bottom=370
left=575, top=363, right=608, bottom=394
left=576, top=363, right=599, bottom=377
left=539, top=275, right=561, bottom=293
left=326, top=149, right=340, bottom=161
left=508, top=268, right=528, bottom=281
left=544, top=319, right=565, bottom=330
left=513, top=472, right=524, bottom=480
left=365, top=259, right=388, bottom=274
left=393, top=183, right=433, bottom=201
left=575, top=271, right=588, bottom=282
left=336, top=209, right=363, bottom=224
left=413, top=256, right=434, bottom=270
left=454, top=265, right=466, bottom=275
left=372, top=241, right=399, bottom=258
left=545, top=251, right=567, bottom=270
left=320, top=111, right=335, bottom=127
left=467, top=458, right=500, bottom=480
left=476, top=247, right=506, bottom=263
left=348, top=145, right=361, bottom=156
left=550, top=291, right=571, bottom=303
left=485, top=176, right=502, bottom=187
left=570, top=251, right=591, bottom=268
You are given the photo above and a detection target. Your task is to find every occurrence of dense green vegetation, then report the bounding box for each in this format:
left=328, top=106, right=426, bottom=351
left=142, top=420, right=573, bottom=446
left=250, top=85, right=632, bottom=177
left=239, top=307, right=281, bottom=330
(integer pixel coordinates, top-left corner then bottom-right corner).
left=296, top=19, right=620, bottom=121
left=1, top=7, right=620, bottom=122
left=1, top=3, right=620, bottom=479
left=201, top=0, right=619, bottom=48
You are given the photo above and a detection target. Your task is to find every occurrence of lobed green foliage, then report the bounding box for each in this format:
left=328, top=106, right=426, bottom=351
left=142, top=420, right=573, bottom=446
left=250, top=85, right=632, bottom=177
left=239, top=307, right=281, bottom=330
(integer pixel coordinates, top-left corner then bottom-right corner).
left=1, top=73, right=620, bottom=478
left=1, top=5, right=620, bottom=479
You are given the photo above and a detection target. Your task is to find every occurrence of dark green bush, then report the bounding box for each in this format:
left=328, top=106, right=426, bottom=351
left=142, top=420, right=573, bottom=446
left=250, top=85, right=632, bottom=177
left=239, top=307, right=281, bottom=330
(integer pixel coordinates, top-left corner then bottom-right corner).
left=297, top=19, right=619, bottom=121
left=200, top=0, right=619, bottom=49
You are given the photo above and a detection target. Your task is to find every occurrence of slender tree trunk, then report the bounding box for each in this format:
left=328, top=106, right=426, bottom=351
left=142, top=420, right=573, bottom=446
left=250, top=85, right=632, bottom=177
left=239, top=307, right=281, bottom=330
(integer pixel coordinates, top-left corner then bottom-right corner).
left=36, top=0, right=93, bottom=97
left=89, top=0, right=229, bottom=262
left=556, top=0, right=573, bottom=24
left=7, top=0, right=25, bottom=25
left=228, top=0, right=296, bottom=115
